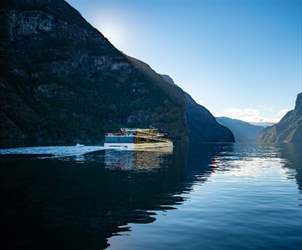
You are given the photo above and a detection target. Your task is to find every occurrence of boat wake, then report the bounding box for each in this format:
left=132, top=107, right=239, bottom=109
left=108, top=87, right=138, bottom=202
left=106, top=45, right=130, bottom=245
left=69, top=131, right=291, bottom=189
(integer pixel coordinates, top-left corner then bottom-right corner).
left=0, top=143, right=173, bottom=159
left=0, top=146, right=105, bottom=157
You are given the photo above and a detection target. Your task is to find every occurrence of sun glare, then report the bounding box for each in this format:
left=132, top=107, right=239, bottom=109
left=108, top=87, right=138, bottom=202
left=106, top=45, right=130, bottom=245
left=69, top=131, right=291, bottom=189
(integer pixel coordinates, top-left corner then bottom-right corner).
left=101, top=25, right=119, bottom=43
left=94, top=20, right=124, bottom=50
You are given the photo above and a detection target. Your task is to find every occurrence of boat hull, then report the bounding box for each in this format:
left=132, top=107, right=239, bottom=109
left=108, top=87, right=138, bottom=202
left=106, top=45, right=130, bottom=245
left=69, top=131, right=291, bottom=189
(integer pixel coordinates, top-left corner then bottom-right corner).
left=104, top=141, right=173, bottom=151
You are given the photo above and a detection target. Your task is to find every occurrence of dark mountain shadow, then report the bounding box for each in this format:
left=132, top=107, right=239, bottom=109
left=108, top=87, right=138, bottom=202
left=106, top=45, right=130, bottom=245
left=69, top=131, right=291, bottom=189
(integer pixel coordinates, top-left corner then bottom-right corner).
left=280, top=143, right=302, bottom=192
left=0, top=142, right=229, bottom=250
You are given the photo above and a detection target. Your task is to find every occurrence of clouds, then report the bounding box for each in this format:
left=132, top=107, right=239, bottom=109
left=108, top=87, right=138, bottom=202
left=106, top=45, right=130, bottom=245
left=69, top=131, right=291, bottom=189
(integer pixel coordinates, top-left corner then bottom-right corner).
left=215, top=107, right=291, bottom=123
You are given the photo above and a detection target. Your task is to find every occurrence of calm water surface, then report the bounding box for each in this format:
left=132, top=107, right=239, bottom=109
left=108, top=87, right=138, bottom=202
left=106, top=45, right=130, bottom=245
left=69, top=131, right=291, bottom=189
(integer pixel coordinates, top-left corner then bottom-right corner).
left=0, top=143, right=301, bottom=250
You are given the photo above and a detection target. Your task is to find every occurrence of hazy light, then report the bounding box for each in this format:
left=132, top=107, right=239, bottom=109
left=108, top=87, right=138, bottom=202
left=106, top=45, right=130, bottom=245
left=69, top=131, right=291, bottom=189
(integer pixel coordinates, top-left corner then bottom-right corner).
left=99, top=24, right=122, bottom=45
left=91, top=15, right=127, bottom=51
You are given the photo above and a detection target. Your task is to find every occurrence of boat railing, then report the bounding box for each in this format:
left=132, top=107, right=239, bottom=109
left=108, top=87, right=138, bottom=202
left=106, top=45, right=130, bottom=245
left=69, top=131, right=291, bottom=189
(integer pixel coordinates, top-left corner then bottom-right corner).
left=105, top=128, right=167, bottom=138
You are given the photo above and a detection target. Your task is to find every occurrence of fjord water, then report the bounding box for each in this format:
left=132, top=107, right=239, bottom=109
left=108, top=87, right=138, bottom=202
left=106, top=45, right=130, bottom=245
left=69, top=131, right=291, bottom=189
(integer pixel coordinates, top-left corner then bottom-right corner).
left=0, top=144, right=301, bottom=250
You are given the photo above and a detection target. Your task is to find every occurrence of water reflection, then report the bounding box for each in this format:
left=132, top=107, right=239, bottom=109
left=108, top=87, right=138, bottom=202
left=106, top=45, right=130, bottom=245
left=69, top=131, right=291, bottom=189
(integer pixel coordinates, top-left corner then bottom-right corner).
left=0, top=143, right=301, bottom=250
left=107, top=144, right=302, bottom=250
left=0, top=143, right=220, bottom=250
left=104, top=147, right=173, bottom=171
left=280, top=143, right=302, bottom=191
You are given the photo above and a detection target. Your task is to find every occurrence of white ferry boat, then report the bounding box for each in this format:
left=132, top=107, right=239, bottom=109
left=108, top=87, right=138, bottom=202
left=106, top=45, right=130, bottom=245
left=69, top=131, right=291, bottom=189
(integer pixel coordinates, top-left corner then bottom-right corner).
left=104, top=128, right=173, bottom=150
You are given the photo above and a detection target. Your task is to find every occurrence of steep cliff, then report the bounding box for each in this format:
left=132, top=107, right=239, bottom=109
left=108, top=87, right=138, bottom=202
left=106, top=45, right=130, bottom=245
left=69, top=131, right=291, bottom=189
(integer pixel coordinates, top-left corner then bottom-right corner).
left=161, top=75, right=234, bottom=143
left=0, top=0, right=234, bottom=147
left=258, top=93, right=302, bottom=143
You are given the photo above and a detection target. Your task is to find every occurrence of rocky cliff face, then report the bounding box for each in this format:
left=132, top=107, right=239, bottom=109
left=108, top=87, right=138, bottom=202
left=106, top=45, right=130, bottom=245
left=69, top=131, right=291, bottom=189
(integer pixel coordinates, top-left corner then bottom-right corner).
left=0, top=0, right=234, bottom=147
left=258, top=93, right=302, bottom=143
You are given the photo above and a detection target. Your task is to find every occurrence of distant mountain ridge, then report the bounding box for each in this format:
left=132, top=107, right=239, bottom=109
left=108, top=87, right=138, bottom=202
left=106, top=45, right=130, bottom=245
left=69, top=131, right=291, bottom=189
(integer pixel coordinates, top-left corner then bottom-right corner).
left=258, top=93, right=302, bottom=143
left=0, top=0, right=234, bottom=147
left=216, top=117, right=264, bottom=142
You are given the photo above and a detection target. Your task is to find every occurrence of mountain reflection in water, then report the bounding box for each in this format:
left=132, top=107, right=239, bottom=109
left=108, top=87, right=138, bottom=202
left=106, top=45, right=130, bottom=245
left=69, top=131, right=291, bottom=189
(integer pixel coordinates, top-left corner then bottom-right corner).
left=0, top=143, right=302, bottom=250
left=280, top=143, right=302, bottom=191
left=104, top=147, right=173, bottom=171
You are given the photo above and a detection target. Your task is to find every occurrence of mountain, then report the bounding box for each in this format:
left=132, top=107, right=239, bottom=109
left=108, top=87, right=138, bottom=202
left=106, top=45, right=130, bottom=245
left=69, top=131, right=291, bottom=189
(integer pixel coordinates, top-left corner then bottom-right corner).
left=161, top=74, right=175, bottom=85
left=0, top=0, right=234, bottom=147
left=258, top=93, right=302, bottom=143
left=160, top=76, right=234, bottom=144
left=216, top=117, right=264, bottom=142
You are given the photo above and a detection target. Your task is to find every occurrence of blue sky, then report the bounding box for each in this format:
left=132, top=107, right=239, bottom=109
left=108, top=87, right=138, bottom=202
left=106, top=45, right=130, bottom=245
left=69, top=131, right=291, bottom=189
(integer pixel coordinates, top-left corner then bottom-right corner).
left=67, top=0, right=302, bottom=123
